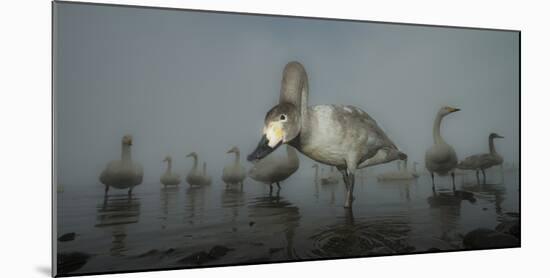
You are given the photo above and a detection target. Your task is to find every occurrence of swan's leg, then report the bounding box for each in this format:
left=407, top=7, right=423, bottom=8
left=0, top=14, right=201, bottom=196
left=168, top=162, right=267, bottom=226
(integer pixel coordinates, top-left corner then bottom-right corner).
left=451, top=172, right=456, bottom=192
left=269, top=184, right=273, bottom=195
left=104, top=185, right=109, bottom=195
left=430, top=172, right=435, bottom=189
left=128, top=187, right=133, bottom=195
left=276, top=182, right=281, bottom=189
left=476, top=170, right=480, bottom=185
left=344, top=170, right=356, bottom=209
left=482, top=169, right=487, bottom=185
left=338, top=167, right=350, bottom=190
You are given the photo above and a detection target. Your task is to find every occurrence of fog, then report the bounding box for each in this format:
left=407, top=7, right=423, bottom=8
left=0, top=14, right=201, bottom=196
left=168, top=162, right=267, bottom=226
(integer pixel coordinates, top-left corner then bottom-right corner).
left=54, top=3, right=519, bottom=187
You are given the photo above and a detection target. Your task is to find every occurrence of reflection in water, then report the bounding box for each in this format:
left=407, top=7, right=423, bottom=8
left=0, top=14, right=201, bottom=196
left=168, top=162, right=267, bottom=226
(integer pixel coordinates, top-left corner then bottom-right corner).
left=309, top=209, right=413, bottom=258
left=160, top=187, right=181, bottom=229
left=57, top=171, right=518, bottom=274
left=427, top=188, right=475, bottom=245
left=222, top=187, right=245, bottom=224
left=462, top=182, right=506, bottom=214
left=95, top=194, right=141, bottom=256
left=248, top=193, right=301, bottom=259
left=185, top=187, right=206, bottom=225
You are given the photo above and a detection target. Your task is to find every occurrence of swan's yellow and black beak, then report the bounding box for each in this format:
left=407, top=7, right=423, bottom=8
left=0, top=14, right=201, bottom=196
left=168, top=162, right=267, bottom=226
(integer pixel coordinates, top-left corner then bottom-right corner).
left=449, top=107, right=460, bottom=113
left=247, top=134, right=281, bottom=161
left=248, top=122, right=285, bottom=161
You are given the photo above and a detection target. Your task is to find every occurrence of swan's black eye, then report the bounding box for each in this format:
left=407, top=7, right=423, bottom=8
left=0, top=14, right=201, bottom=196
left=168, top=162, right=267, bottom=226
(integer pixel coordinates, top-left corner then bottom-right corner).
left=280, top=114, right=287, bottom=121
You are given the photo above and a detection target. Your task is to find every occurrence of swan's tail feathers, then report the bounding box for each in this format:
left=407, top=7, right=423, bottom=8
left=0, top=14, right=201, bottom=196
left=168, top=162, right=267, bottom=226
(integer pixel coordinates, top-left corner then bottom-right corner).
left=358, top=148, right=407, bottom=169
left=397, top=151, right=408, bottom=161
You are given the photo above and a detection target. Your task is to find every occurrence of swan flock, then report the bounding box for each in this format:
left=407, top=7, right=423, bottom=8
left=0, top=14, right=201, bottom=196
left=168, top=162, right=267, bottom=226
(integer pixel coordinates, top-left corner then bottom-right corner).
left=95, top=62, right=508, bottom=209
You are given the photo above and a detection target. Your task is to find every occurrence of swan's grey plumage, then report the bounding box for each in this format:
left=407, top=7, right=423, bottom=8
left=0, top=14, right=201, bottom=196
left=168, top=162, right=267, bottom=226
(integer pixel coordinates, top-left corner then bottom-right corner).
left=248, top=145, right=299, bottom=190
left=99, top=135, right=143, bottom=195
left=222, top=146, right=247, bottom=187
left=247, top=61, right=406, bottom=208
left=457, top=133, right=504, bottom=184
left=160, top=155, right=181, bottom=187
left=425, top=106, right=460, bottom=189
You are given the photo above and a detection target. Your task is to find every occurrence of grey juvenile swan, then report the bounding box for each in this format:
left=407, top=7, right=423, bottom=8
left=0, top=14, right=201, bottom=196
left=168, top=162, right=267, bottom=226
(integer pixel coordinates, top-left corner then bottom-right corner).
left=457, top=133, right=504, bottom=184
left=425, top=106, right=460, bottom=189
left=99, top=135, right=143, bottom=195
left=247, top=61, right=406, bottom=208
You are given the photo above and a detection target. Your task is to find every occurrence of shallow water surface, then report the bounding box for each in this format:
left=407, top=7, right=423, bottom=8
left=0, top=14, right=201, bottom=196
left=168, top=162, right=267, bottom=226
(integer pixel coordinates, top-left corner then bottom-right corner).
left=56, top=169, right=519, bottom=275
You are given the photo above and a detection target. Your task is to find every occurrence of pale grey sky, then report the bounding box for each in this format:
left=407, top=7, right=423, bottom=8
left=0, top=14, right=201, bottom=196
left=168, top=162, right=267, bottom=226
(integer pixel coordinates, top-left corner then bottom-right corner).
left=54, top=2, right=519, bottom=186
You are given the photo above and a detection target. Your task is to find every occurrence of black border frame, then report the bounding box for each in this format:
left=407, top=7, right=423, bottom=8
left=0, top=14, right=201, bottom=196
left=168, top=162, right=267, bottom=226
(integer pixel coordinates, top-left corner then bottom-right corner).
left=52, top=1, right=521, bottom=277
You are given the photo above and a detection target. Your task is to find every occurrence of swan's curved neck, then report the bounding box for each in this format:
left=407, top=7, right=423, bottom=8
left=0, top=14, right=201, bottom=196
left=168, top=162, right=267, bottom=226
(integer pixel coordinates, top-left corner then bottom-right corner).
left=489, top=137, right=498, bottom=154
left=121, top=144, right=131, bottom=161
left=233, top=151, right=240, bottom=164
left=433, top=113, right=445, bottom=144
left=280, top=66, right=309, bottom=127
left=165, top=160, right=172, bottom=174
left=191, top=156, right=198, bottom=170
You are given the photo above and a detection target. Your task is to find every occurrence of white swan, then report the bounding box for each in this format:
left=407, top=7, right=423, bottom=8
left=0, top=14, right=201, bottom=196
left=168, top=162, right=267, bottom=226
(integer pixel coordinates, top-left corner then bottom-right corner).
left=248, top=145, right=300, bottom=191
left=457, top=133, right=504, bottom=184
left=247, top=61, right=406, bottom=208
left=425, top=106, right=460, bottom=189
left=201, top=162, right=212, bottom=186
left=185, top=152, right=206, bottom=187
left=99, top=135, right=143, bottom=195
left=222, top=146, right=247, bottom=187
left=160, top=156, right=181, bottom=187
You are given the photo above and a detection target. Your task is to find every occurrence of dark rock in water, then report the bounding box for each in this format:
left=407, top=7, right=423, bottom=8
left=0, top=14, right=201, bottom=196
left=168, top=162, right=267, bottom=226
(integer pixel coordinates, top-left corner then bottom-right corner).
left=179, top=251, right=210, bottom=265
left=137, top=249, right=159, bottom=258
left=57, top=252, right=91, bottom=274
left=249, top=221, right=255, bottom=227
left=505, top=212, right=520, bottom=218
left=208, top=245, right=234, bottom=259
left=58, top=232, right=76, bottom=242
left=483, top=207, right=488, bottom=211
left=269, top=247, right=284, bottom=254
left=165, top=248, right=176, bottom=254
left=463, top=228, right=520, bottom=249
left=495, top=220, right=520, bottom=239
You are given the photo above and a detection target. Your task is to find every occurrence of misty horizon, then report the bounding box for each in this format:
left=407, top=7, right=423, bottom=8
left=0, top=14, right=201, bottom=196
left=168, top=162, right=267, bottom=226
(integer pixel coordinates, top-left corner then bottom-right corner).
left=54, top=3, right=519, bottom=187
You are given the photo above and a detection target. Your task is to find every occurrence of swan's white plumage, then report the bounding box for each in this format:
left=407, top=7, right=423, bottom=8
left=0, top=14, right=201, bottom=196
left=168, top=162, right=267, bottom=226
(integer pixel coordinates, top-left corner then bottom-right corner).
left=185, top=152, right=208, bottom=186
left=222, top=146, right=247, bottom=186
left=425, top=107, right=460, bottom=178
left=248, top=145, right=299, bottom=186
left=160, top=156, right=181, bottom=187
left=99, top=135, right=143, bottom=192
